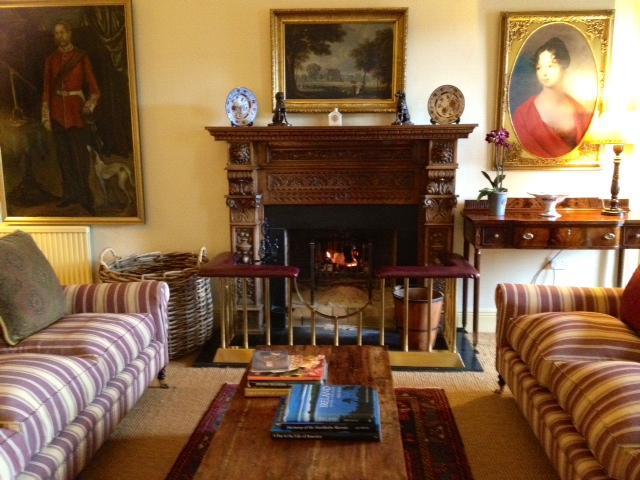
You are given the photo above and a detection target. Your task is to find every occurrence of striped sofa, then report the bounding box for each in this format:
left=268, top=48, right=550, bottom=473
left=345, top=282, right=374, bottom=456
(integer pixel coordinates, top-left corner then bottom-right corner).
left=495, top=269, right=640, bottom=480
left=0, top=280, right=170, bottom=480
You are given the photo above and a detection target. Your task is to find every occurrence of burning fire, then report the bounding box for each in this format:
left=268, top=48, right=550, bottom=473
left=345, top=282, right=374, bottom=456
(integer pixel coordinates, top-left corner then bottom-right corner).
left=326, top=249, right=359, bottom=268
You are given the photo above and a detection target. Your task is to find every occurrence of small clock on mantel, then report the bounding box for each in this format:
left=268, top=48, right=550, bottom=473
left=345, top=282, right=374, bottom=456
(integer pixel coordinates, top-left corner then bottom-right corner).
left=225, top=87, right=258, bottom=126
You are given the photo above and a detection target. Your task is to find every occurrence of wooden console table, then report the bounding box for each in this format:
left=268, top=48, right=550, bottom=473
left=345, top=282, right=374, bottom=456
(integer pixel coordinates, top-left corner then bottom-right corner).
left=461, top=197, right=640, bottom=345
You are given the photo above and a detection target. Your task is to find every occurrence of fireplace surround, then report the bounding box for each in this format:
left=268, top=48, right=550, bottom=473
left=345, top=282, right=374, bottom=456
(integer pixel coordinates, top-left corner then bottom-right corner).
left=206, top=125, right=477, bottom=329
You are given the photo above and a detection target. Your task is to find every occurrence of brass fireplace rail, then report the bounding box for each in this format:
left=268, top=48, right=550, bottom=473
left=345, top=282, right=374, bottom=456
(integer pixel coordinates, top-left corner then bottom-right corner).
left=199, top=252, right=478, bottom=368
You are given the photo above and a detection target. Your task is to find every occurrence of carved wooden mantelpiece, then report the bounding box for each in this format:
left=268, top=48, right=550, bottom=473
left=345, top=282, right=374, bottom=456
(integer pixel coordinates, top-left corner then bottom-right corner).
left=206, top=125, right=477, bottom=328
left=207, top=124, right=476, bottom=260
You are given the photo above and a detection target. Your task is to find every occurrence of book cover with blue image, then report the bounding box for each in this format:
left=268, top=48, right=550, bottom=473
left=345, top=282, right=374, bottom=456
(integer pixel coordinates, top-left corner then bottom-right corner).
left=283, top=384, right=378, bottom=424
left=272, top=397, right=381, bottom=441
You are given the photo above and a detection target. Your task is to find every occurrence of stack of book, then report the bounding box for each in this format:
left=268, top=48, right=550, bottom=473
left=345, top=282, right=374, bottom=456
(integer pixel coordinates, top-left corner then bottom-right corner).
left=271, top=384, right=381, bottom=441
left=244, top=350, right=327, bottom=397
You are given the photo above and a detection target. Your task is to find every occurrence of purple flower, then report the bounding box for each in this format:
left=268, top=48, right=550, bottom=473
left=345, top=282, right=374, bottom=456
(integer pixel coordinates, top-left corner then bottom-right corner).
left=485, top=128, right=511, bottom=148
left=478, top=128, right=511, bottom=200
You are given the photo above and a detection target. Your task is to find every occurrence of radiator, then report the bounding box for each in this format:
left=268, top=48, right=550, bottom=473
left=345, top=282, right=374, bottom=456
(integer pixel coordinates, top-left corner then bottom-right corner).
left=0, top=225, right=93, bottom=285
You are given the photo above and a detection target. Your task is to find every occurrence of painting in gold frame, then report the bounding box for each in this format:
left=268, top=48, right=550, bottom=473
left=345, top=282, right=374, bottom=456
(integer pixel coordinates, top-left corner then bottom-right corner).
left=497, top=11, right=614, bottom=170
left=0, top=0, right=144, bottom=224
left=271, top=8, right=408, bottom=113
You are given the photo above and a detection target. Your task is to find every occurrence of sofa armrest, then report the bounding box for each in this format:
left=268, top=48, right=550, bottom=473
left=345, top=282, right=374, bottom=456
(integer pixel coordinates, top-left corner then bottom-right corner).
left=495, top=283, right=624, bottom=350
left=62, top=281, right=170, bottom=344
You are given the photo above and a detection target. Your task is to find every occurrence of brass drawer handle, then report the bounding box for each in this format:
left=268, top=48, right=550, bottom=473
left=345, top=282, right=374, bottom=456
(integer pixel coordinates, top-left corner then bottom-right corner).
left=493, top=233, right=500, bottom=239
left=604, top=232, right=616, bottom=240
left=522, top=232, right=534, bottom=240
left=635, top=233, right=640, bottom=239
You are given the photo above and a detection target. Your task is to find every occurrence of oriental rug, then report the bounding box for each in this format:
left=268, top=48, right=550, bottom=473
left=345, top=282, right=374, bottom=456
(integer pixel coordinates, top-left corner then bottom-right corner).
left=165, top=384, right=474, bottom=480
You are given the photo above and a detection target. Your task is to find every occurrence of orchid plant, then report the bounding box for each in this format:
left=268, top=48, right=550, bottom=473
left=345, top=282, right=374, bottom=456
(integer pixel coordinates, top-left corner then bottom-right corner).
left=477, top=128, right=511, bottom=200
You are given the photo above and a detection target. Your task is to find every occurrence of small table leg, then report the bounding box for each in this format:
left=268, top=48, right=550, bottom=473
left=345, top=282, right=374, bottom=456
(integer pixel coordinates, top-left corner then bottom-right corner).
left=472, top=247, right=482, bottom=348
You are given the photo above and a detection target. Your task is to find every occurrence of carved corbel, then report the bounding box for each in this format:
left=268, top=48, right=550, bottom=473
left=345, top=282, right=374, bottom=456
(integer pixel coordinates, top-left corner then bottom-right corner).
left=228, top=170, right=255, bottom=195
left=426, top=170, right=455, bottom=195
left=226, top=195, right=262, bottom=223
left=423, top=196, right=458, bottom=223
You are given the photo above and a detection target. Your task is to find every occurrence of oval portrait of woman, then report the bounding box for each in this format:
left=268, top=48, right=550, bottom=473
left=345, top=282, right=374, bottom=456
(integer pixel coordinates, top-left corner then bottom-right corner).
left=509, top=23, right=598, bottom=159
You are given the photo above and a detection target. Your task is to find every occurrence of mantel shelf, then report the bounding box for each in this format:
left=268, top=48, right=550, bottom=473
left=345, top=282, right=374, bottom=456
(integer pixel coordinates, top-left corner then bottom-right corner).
left=205, top=124, right=478, bottom=142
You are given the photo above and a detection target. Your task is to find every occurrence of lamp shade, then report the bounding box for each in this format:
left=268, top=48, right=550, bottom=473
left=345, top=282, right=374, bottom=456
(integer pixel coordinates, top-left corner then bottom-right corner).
left=585, top=110, right=638, bottom=145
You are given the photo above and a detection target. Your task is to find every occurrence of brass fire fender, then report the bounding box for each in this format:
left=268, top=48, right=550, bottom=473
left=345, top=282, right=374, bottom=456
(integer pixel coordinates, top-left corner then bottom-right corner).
left=199, top=253, right=479, bottom=369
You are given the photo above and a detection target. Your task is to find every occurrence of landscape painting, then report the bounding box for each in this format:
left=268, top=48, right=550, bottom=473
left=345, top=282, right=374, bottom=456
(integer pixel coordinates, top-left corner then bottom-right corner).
left=271, top=9, right=407, bottom=113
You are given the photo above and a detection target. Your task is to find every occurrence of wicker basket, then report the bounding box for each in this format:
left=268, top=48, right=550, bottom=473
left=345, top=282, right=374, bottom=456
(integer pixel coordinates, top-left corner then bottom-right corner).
left=99, top=248, right=214, bottom=359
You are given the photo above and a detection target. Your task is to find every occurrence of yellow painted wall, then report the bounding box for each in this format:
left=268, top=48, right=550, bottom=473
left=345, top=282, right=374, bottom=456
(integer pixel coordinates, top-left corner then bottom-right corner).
left=5, top=0, right=639, bottom=330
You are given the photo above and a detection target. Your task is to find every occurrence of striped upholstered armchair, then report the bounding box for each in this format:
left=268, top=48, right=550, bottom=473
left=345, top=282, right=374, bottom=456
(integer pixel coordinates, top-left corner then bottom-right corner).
left=494, top=266, right=640, bottom=480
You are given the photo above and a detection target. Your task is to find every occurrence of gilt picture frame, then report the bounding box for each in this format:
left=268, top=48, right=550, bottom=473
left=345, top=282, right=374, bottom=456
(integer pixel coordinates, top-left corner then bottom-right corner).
left=497, top=11, right=614, bottom=170
left=271, top=8, right=408, bottom=113
left=0, top=0, right=144, bottom=224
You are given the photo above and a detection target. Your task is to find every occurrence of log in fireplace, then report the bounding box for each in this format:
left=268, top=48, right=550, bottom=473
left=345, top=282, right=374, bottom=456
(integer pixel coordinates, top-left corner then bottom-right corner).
left=206, top=124, right=477, bottom=331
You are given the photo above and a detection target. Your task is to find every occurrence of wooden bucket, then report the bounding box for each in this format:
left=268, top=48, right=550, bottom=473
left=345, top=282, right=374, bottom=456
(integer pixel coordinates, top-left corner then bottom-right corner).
left=393, top=286, right=444, bottom=351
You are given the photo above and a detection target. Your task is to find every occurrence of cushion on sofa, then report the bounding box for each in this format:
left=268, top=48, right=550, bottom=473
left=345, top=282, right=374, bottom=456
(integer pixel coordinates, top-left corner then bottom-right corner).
left=621, top=266, right=640, bottom=332
left=548, top=360, right=640, bottom=480
left=506, top=311, right=640, bottom=387
left=0, top=312, right=158, bottom=379
left=0, top=353, right=108, bottom=459
left=0, top=231, right=65, bottom=345
left=0, top=427, right=28, bottom=479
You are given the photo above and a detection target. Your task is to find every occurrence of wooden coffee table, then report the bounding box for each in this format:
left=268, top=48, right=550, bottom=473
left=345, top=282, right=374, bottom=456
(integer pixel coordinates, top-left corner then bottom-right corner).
left=194, top=345, right=407, bottom=480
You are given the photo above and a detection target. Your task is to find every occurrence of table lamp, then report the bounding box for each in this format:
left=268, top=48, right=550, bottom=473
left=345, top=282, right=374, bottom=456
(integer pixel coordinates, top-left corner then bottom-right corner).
left=585, top=111, right=636, bottom=216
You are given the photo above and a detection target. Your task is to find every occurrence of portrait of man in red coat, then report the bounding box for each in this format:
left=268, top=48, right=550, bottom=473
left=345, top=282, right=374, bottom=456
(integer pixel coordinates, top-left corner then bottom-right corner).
left=42, top=20, right=101, bottom=215
left=0, top=4, right=141, bottom=223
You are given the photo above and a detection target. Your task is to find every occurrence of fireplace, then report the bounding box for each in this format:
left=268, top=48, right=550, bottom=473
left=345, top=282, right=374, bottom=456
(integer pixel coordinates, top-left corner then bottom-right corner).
left=206, top=124, right=477, bottom=331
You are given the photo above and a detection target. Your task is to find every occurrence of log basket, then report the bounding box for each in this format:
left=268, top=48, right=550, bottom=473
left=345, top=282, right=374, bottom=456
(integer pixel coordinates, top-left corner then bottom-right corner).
left=99, top=248, right=214, bottom=359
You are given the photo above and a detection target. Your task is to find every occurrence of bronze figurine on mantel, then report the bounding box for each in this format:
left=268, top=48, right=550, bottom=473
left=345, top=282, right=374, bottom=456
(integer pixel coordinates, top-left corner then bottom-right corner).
left=268, top=91, right=292, bottom=127
left=391, top=90, right=413, bottom=125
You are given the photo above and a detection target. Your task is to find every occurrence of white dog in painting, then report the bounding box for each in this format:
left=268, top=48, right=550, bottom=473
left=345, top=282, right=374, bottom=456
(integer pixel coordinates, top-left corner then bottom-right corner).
left=87, top=145, right=134, bottom=208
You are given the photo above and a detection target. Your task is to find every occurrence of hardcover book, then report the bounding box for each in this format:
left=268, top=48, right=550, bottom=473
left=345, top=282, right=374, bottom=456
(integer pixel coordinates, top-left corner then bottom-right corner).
left=283, top=384, right=379, bottom=424
left=244, top=386, right=291, bottom=398
left=281, top=395, right=380, bottom=432
left=248, top=354, right=326, bottom=383
left=251, top=350, right=290, bottom=372
left=271, top=398, right=381, bottom=441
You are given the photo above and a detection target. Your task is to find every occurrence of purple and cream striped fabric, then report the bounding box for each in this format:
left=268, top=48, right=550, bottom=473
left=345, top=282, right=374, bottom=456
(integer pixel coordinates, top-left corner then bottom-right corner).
left=549, top=361, right=640, bottom=480
left=0, top=427, right=27, bottom=479
left=0, top=354, right=107, bottom=460
left=505, top=311, right=640, bottom=387
left=0, top=281, right=170, bottom=480
left=21, top=343, right=164, bottom=480
left=499, top=348, right=611, bottom=480
left=62, top=281, right=170, bottom=346
left=0, top=313, right=157, bottom=380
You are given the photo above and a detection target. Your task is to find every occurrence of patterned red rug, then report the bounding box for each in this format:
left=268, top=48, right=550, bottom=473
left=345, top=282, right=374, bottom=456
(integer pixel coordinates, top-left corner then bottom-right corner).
left=166, top=384, right=474, bottom=480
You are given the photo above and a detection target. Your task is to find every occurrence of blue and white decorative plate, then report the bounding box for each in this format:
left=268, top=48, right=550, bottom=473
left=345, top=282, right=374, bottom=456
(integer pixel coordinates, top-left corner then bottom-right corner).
left=225, top=87, right=258, bottom=126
